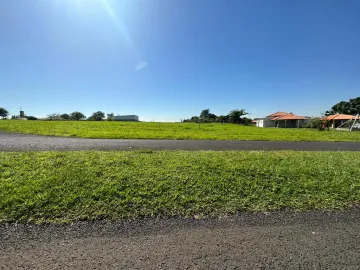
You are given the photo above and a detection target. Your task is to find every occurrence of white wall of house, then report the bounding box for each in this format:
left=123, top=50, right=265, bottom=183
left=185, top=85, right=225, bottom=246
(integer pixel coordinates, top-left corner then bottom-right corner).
left=256, top=118, right=276, bottom=128
left=256, top=119, right=263, bottom=127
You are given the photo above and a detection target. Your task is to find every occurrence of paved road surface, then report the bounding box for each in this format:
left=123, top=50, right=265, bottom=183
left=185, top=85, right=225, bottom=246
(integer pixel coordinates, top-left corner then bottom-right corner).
left=1, top=209, right=360, bottom=269
left=1, top=132, right=359, bottom=151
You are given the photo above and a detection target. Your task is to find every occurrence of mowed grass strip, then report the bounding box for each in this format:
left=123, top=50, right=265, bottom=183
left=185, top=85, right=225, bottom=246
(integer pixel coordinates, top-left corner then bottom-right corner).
left=1, top=151, right=360, bottom=223
left=1, top=120, right=360, bottom=141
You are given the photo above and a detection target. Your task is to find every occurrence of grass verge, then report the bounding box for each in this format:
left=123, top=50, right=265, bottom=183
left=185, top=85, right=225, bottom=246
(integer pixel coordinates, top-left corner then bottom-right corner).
left=1, top=150, right=359, bottom=224
left=1, top=120, right=360, bottom=141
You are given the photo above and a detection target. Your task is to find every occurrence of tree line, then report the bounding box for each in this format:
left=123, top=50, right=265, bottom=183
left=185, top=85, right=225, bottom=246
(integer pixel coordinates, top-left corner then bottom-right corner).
left=182, top=109, right=252, bottom=124
left=0, top=109, right=115, bottom=121
left=1, top=97, right=359, bottom=121
left=45, top=111, right=115, bottom=121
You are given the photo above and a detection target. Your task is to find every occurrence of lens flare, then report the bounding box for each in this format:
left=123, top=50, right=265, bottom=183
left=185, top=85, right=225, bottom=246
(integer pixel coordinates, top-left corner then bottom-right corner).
left=41, top=0, right=148, bottom=70
left=100, top=0, right=147, bottom=70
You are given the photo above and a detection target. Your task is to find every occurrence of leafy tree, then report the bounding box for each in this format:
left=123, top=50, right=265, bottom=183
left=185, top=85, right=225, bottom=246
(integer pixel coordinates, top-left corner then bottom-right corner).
left=107, top=113, right=114, bottom=121
left=0, top=107, right=9, bottom=119
left=46, top=113, right=61, bottom=121
left=325, top=97, right=360, bottom=115
left=11, top=115, right=19, bottom=120
left=304, top=117, right=330, bottom=131
left=200, top=109, right=218, bottom=122
left=200, top=109, right=211, bottom=120
left=182, top=116, right=200, bottom=122
left=88, top=111, right=105, bottom=121
left=190, top=116, right=200, bottom=122
left=217, top=115, right=229, bottom=123
left=183, top=108, right=249, bottom=124
left=207, top=113, right=217, bottom=122
left=70, top=111, right=86, bottom=121
left=240, top=117, right=252, bottom=125
left=60, top=113, right=71, bottom=120
left=227, top=109, right=248, bottom=124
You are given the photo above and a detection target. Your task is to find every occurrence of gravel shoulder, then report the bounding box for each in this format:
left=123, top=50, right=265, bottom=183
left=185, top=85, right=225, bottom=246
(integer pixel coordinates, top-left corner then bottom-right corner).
left=2, top=209, right=360, bottom=269
left=1, top=131, right=360, bottom=151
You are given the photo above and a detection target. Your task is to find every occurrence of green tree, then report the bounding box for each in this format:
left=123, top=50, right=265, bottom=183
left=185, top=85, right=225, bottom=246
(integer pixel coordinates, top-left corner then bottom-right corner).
left=217, top=115, right=229, bottom=123
left=199, top=109, right=218, bottom=122
left=190, top=116, right=200, bottom=122
left=200, top=109, right=210, bottom=120
left=46, top=113, right=61, bottom=121
left=304, top=117, right=332, bottom=131
left=227, top=109, right=248, bottom=124
left=70, top=111, right=86, bottom=121
left=240, top=117, right=252, bottom=125
left=326, top=97, right=360, bottom=115
left=88, top=111, right=105, bottom=121
left=0, top=107, right=9, bottom=119
left=206, top=113, right=217, bottom=122
left=60, top=113, right=71, bottom=120
left=107, top=113, right=114, bottom=121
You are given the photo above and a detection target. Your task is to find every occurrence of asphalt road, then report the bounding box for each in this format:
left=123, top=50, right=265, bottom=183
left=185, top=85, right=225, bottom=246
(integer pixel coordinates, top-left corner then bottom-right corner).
left=1, top=209, right=360, bottom=269
left=1, top=132, right=360, bottom=151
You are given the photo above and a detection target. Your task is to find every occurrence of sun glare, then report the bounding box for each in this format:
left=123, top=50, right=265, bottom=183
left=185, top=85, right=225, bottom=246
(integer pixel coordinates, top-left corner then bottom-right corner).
left=99, top=0, right=148, bottom=70
left=40, top=0, right=147, bottom=70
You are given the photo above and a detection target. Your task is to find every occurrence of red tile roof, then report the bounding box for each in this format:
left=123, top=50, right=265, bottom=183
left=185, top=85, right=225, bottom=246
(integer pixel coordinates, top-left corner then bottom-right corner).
left=266, top=111, right=308, bottom=120
left=272, top=115, right=310, bottom=120
left=267, top=112, right=292, bottom=118
left=323, top=114, right=355, bottom=121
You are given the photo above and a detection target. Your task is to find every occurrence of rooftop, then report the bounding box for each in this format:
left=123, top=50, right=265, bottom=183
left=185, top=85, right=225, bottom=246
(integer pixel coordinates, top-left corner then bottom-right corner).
left=267, top=112, right=293, bottom=118
left=265, top=111, right=308, bottom=121
left=272, top=115, right=310, bottom=120
left=323, top=114, right=356, bottom=121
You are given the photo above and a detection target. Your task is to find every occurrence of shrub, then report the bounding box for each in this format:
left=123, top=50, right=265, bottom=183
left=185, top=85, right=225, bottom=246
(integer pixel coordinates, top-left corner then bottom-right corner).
left=304, top=117, right=331, bottom=131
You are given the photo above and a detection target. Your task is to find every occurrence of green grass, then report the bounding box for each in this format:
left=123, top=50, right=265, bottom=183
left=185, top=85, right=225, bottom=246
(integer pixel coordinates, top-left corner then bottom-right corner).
left=1, top=150, right=359, bottom=223
left=1, top=120, right=360, bottom=141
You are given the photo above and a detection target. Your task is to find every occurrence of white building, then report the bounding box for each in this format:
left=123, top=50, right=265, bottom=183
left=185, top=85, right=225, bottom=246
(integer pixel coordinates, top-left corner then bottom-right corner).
left=256, top=118, right=276, bottom=128
left=113, top=115, right=139, bottom=121
left=255, top=112, right=309, bottom=128
left=255, top=112, right=286, bottom=127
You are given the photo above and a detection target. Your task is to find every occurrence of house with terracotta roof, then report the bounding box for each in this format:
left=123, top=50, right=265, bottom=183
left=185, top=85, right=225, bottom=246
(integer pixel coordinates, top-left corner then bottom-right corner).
left=322, top=114, right=356, bottom=128
left=256, top=112, right=310, bottom=128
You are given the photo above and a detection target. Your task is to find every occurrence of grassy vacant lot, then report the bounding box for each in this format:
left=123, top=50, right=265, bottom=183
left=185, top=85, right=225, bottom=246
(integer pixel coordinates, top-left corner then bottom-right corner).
left=1, top=120, right=360, bottom=141
left=1, top=150, right=359, bottom=223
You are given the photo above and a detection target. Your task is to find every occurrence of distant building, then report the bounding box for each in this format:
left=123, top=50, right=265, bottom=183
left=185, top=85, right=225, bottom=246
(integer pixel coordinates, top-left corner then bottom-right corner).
left=322, top=114, right=356, bottom=128
left=113, top=115, right=139, bottom=122
left=256, top=112, right=310, bottom=128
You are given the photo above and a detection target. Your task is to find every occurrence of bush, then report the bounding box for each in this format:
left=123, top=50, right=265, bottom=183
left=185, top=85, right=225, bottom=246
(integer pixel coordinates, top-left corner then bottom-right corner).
left=46, top=113, right=61, bottom=121
left=60, top=114, right=70, bottom=120
left=88, top=111, right=105, bottom=121
left=70, top=112, right=86, bottom=121
left=240, top=117, right=252, bottom=126
left=303, top=118, right=330, bottom=131
left=26, top=116, right=37, bottom=120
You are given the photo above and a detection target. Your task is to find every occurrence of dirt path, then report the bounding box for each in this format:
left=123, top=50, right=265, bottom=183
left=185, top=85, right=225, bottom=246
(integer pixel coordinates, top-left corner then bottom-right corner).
left=2, top=209, right=360, bottom=269
left=1, top=131, right=360, bottom=151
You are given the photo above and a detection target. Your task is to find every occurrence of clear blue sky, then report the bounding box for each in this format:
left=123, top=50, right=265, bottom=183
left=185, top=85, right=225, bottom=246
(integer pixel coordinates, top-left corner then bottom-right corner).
left=1, top=0, right=359, bottom=121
